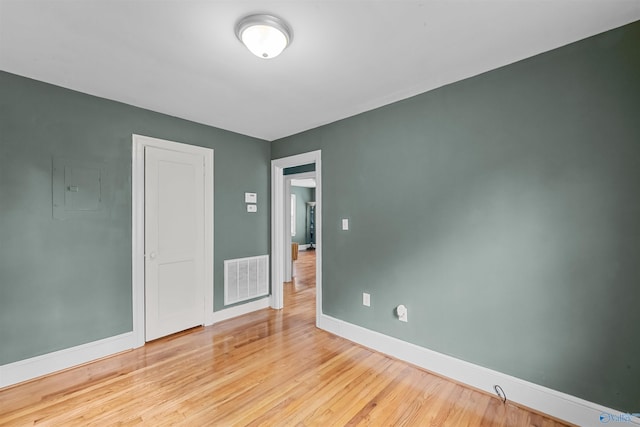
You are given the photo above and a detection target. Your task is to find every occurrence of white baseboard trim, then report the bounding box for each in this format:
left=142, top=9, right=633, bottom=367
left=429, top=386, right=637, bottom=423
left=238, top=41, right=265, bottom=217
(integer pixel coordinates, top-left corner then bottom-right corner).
left=317, top=314, right=640, bottom=427
left=0, top=332, right=135, bottom=389
left=205, top=310, right=214, bottom=327
left=0, top=298, right=270, bottom=389
left=212, top=297, right=270, bottom=324
left=297, top=244, right=311, bottom=251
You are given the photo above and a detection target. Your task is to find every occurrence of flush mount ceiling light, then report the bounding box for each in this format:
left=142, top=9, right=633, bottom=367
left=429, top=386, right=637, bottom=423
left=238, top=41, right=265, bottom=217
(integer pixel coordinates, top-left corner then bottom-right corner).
left=235, top=14, right=292, bottom=59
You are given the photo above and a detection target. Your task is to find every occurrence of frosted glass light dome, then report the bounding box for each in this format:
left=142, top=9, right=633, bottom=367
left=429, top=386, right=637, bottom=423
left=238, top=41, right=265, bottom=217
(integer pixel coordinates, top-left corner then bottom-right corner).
left=236, top=15, right=292, bottom=59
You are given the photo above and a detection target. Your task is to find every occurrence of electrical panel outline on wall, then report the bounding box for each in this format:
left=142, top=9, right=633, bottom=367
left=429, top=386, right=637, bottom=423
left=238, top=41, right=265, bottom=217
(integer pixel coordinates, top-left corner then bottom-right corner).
left=52, top=157, right=108, bottom=220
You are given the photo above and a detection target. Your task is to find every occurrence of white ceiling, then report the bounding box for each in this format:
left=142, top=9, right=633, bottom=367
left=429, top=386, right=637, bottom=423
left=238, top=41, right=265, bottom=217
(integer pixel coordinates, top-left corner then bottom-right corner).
left=1, top=1, right=639, bottom=141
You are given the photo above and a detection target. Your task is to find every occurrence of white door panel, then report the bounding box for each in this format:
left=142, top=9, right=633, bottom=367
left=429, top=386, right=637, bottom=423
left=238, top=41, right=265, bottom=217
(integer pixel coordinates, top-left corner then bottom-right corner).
left=145, top=146, right=205, bottom=341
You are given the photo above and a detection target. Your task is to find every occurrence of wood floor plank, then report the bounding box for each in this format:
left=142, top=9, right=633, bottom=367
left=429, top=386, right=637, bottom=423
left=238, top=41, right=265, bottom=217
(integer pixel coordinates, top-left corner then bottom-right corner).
left=0, top=250, right=573, bottom=426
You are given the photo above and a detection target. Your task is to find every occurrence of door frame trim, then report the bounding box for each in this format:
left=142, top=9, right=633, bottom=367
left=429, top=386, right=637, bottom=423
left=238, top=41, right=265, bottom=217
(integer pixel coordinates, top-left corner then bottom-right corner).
left=271, top=151, right=322, bottom=326
left=132, top=134, right=214, bottom=347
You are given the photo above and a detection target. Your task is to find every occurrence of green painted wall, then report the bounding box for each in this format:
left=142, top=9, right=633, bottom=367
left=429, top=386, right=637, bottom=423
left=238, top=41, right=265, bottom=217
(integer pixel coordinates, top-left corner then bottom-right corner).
left=272, top=22, right=640, bottom=412
left=291, top=186, right=315, bottom=245
left=0, top=71, right=270, bottom=365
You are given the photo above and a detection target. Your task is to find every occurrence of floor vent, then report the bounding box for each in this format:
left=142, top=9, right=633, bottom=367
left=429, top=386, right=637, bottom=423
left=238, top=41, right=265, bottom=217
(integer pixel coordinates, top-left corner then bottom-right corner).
left=224, top=255, right=269, bottom=305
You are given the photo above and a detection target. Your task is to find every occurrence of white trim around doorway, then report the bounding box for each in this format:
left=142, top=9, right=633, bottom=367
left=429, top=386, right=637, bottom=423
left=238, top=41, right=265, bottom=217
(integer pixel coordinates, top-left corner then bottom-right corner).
left=271, top=151, right=322, bottom=326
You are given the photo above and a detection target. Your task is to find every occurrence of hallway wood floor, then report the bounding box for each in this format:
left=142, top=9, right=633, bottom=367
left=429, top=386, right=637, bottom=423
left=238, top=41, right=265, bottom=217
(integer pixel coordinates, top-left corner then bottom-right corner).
left=0, top=250, right=570, bottom=426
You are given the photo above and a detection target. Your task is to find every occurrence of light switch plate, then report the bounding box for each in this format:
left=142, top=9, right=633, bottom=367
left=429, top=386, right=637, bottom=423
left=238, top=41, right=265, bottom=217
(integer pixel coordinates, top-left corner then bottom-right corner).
left=342, top=218, right=349, bottom=230
left=247, top=204, right=257, bottom=213
left=245, top=192, right=257, bottom=203
left=363, top=293, right=370, bottom=307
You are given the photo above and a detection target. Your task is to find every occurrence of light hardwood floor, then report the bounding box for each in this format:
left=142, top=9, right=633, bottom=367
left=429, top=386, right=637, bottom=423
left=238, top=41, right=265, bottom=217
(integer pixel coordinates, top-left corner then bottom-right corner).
left=0, top=250, right=571, bottom=426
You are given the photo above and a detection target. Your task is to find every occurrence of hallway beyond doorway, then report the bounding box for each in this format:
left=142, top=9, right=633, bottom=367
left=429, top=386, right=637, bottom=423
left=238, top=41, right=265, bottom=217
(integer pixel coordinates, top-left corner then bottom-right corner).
left=284, top=249, right=316, bottom=312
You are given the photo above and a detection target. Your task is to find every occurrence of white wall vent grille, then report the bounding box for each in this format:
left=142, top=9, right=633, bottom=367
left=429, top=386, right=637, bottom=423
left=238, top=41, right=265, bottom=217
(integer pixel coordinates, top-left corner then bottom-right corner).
left=224, top=255, right=269, bottom=305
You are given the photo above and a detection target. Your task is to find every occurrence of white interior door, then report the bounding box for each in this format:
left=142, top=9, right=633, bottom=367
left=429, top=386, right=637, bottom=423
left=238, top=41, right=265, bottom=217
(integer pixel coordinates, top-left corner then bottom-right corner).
left=145, top=146, right=205, bottom=341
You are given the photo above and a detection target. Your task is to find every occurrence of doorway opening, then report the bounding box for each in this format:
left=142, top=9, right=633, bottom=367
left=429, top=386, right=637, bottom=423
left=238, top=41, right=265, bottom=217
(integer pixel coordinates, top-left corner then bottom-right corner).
left=286, top=174, right=317, bottom=310
left=285, top=171, right=316, bottom=282
left=271, top=151, right=322, bottom=325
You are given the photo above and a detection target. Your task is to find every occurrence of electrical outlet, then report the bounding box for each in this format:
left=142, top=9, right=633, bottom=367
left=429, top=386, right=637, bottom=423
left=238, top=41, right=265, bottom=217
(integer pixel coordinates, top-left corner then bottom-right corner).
left=397, top=305, right=408, bottom=322
left=362, top=292, right=370, bottom=307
